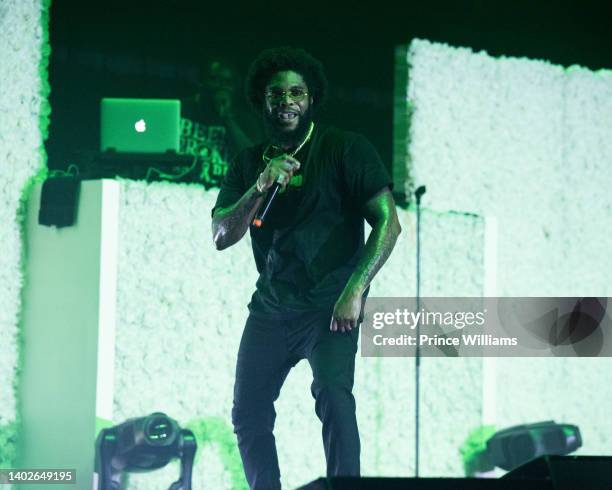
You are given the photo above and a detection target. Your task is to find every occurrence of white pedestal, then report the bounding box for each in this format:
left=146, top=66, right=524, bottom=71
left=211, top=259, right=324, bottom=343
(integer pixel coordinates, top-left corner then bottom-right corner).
left=18, top=180, right=118, bottom=489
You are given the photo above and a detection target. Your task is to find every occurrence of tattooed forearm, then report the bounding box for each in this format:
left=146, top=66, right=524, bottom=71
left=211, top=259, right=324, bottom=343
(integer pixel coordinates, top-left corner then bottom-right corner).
left=345, top=189, right=402, bottom=295
left=212, top=184, right=264, bottom=250
left=346, top=214, right=401, bottom=296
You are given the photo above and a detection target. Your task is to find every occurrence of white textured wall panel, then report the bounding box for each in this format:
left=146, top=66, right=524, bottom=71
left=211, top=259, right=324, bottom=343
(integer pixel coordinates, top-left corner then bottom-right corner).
left=0, top=0, right=49, bottom=469
left=400, top=38, right=612, bottom=467
left=404, top=38, right=611, bottom=297
left=559, top=67, right=612, bottom=296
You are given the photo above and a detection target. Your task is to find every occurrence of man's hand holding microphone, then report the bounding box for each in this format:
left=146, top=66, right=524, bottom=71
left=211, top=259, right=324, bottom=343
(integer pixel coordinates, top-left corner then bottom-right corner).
left=252, top=155, right=301, bottom=227
left=256, top=155, right=301, bottom=193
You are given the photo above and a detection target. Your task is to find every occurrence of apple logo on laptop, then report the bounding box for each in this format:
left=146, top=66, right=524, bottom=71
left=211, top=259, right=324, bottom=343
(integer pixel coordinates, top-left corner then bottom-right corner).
left=135, top=119, right=146, bottom=133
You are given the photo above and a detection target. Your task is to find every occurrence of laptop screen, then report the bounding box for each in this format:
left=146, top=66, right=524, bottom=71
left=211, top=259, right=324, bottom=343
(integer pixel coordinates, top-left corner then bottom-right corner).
left=100, top=98, right=181, bottom=153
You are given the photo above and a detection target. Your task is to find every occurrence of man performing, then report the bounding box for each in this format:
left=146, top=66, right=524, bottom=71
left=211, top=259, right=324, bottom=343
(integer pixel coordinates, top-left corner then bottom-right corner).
left=211, top=47, right=402, bottom=489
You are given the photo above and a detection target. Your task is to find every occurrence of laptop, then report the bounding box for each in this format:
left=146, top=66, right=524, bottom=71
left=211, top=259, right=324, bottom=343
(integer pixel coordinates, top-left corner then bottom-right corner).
left=100, top=98, right=181, bottom=153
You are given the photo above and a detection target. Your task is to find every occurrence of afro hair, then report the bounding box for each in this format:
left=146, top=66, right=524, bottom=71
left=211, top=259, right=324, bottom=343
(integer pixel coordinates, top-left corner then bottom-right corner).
left=245, top=46, right=328, bottom=113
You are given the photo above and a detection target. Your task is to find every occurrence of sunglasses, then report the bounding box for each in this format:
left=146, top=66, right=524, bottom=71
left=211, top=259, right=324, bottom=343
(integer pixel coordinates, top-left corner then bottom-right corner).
left=264, top=87, right=309, bottom=103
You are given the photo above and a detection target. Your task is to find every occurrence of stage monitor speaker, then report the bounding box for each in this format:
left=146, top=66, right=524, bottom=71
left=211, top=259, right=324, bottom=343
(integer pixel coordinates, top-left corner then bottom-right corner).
left=503, top=455, right=612, bottom=490
left=295, top=477, right=552, bottom=489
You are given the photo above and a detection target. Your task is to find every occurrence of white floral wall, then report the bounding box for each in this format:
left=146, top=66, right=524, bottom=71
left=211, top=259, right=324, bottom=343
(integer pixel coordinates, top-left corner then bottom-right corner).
left=401, top=38, right=612, bottom=468
left=0, top=0, right=50, bottom=470
left=405, top=38, right=612, bottom=298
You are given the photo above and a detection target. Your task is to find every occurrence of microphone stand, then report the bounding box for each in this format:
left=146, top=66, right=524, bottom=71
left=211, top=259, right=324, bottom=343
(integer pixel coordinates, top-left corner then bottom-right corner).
left=414, top=185, right=426, bottom=478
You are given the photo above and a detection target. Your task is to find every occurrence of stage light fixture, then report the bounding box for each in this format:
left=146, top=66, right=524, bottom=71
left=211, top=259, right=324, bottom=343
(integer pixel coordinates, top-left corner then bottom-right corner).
left=95, top=412, right=197, bottom=490
left=486, top=420, right=581, bottom=472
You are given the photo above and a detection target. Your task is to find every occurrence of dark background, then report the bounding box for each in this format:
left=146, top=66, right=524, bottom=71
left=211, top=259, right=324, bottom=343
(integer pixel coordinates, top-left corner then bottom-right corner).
left=47, top=0, right=612, bottom=174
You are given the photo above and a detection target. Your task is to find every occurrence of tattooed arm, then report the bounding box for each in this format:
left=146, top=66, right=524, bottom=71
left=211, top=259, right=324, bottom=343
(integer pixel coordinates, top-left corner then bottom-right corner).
left=212, top=184, right=265, bottom=250
left=331, top=186, right=402, bottom=332
left=212, top=154, right=300, bottom=250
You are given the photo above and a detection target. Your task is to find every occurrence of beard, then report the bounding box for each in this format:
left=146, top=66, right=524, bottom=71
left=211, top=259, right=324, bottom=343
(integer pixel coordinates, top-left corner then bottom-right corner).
left=263, top=106, right=314, bottom=148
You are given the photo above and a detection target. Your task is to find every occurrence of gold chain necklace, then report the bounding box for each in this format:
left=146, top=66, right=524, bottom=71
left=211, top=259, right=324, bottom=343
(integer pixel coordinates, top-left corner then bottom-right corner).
left=262, top=122, right=315, bottom=164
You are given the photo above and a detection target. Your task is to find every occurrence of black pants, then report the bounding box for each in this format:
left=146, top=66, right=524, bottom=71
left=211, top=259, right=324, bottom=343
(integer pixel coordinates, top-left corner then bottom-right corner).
left=232, top=308, right=360, bottom=490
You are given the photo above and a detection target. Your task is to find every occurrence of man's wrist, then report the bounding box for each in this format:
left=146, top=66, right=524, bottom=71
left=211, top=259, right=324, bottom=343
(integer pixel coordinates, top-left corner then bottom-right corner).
left=255, top=173, right=267, bottom=194
left=252, top=179, right=266, bottom=197
left=342, top=281, right=366, bottom=299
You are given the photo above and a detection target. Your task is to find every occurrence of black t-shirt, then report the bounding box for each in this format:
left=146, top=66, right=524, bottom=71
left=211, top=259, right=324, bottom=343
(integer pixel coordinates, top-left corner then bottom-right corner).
left=212, top=125, right=392, bottom=314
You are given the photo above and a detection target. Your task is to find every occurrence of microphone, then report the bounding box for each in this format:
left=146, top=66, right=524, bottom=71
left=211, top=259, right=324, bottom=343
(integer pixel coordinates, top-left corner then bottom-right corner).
left=252, top=181, right=281, bottom=228
left=415, top=185, right=426, bottom=204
